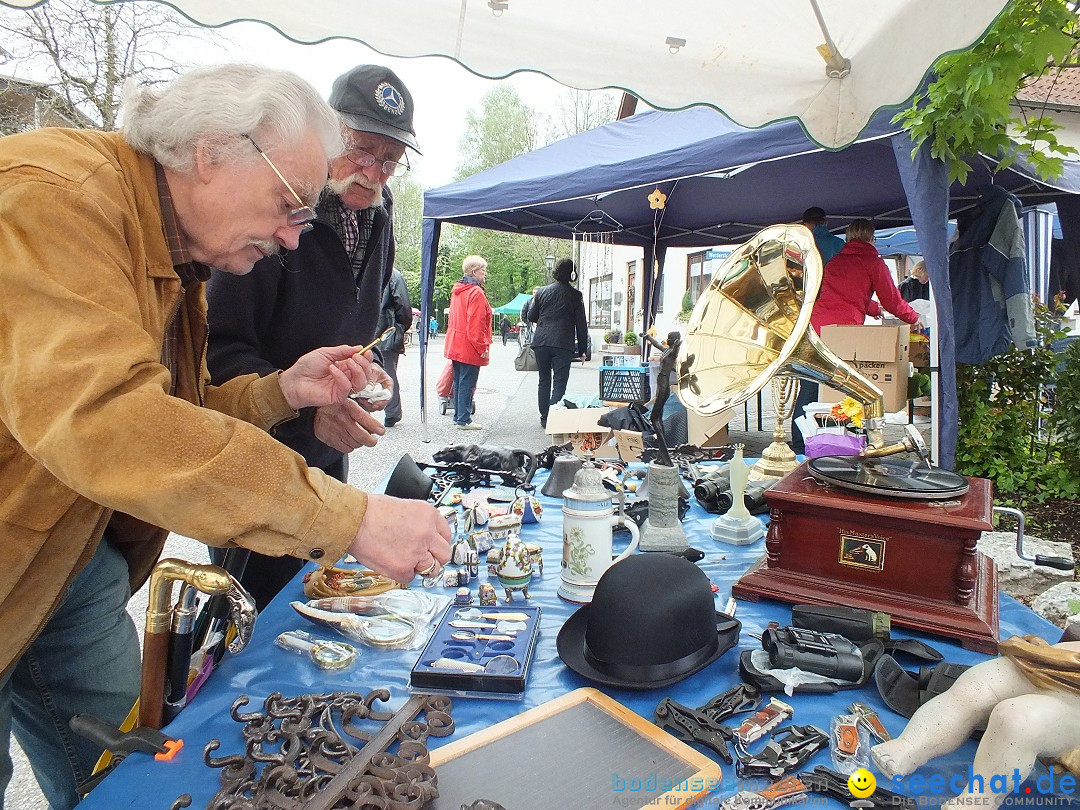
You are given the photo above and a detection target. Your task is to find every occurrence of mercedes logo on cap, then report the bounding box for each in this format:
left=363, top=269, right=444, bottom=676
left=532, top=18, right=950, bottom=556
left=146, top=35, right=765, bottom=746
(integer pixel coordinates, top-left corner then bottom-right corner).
left=375, top=82, right=405, bottom=115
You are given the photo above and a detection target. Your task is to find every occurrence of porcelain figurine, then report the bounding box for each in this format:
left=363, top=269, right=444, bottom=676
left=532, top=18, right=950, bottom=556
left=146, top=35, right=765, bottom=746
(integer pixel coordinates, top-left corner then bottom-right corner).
left=511, top=485, right=543, bottom=524
left=525, top=542, right=544, bottom=576
left=470, top=530, right=494, bottom=554
left=494, top=535, right=533, bottom=602
left=489, top=514, right=523, bottom=542
left=464, top=502, right=490, bottom=533
left=450, top=537, right=473, bottom=566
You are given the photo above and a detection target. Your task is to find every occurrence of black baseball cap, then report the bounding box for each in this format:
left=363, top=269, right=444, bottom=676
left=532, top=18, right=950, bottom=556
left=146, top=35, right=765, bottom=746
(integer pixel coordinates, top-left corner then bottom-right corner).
left=328, top=65, right=421, bottom=154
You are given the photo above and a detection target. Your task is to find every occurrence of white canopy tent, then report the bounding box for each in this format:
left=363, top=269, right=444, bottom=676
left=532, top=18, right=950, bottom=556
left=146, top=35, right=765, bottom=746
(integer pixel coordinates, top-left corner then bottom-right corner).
left=0, top=0, right=1010, bottom=149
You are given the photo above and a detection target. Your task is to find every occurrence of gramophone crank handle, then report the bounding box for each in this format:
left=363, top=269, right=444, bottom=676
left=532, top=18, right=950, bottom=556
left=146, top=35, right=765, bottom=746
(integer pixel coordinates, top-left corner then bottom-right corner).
left=996, top=506, right=1074, bottom=570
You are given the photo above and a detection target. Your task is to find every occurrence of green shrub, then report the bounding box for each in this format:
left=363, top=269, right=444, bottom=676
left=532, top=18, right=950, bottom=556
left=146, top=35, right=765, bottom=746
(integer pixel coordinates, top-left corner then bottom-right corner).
left=955, top=295, right=1080, bottom=500
left=624, top=330, right=639, bottom=346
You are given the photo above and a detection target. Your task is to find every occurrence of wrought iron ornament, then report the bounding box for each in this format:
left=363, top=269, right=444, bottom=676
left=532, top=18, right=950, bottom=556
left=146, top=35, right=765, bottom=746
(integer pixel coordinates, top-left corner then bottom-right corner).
left=181, top=689, right=453, bottom=809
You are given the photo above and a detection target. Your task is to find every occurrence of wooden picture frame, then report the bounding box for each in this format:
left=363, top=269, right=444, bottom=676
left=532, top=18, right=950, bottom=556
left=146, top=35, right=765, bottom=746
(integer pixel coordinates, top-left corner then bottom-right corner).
left=427, top=688, right=723, bottom=809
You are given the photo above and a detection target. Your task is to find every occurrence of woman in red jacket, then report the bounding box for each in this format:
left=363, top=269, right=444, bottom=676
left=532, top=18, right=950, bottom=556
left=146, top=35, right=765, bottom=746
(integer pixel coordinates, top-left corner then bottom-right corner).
left=444, top=255, right=493, bottom=429
left=792, top=218, right=920, bottom=453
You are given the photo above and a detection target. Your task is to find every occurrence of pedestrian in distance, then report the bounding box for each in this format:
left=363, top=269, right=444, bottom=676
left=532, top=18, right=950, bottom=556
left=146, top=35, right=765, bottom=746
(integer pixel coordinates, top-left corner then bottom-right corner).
left=524, top=258, right=589, bottom=429
left=378, top=268, right=413, bottom=427
left=444, top=255, right=492, bottom=430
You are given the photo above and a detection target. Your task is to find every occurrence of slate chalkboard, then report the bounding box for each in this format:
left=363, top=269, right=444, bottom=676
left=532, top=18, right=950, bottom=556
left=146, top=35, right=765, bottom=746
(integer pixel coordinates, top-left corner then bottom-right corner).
left=427, top=688, right=722, bottom=810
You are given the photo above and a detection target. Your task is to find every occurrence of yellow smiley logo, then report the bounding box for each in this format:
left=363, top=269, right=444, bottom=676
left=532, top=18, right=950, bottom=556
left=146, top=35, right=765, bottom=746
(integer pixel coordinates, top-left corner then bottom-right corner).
left=847, top=768, right=876, bottom=798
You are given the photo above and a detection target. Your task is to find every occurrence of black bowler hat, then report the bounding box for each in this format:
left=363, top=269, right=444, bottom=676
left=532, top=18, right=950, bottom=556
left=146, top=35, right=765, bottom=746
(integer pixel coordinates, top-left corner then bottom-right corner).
left=557, top=554, right=741, bottom=690
left=328, top=65, right=421, bottom=153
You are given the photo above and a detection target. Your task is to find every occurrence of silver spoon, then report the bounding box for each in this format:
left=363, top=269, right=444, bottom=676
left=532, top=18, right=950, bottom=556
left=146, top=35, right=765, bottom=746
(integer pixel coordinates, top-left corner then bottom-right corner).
left=449, top=620, right=527, bottom=633
left=451, top=630, right=515, bottom=642
left=455, top=608, right=531, bottom=622
left=429, top=654, right=519, bottom=674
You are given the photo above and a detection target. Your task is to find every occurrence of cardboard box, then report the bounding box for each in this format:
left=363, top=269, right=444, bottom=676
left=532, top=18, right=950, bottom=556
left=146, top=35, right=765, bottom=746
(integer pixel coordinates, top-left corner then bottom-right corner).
left=544, top=408, right=618, bottom=458
left=909, top=337, right=930, bottom=369
left=819, top=324, right=910, bottom=413
left=687, top=408, right=732, bottom=448
left=612, top=429, right=645, bottom=462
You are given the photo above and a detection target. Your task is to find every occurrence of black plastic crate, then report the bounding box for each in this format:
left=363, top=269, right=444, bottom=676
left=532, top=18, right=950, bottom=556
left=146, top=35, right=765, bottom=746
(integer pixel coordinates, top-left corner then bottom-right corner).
left=599, top=365, right=650, bottom=403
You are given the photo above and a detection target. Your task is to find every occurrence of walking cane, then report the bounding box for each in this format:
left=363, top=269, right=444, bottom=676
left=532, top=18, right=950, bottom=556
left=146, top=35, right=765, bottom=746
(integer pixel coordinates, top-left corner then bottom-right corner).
left=139, top=559, right=255, bottom=729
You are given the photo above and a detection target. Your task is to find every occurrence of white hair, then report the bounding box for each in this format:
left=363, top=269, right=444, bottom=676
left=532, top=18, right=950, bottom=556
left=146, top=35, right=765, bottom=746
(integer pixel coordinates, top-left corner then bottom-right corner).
left=120, top=63, right=344, bottom=171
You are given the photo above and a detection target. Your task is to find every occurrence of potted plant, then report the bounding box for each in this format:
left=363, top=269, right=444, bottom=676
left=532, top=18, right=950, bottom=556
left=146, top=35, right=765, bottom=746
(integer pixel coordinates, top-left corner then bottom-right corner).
left=602, top=328, right=624, bottom=353
left=624, top=330, right=638, bottom=347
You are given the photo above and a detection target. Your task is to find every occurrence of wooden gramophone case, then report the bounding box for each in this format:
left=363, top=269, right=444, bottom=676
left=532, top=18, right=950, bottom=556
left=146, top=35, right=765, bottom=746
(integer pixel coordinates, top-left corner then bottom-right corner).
left=732, top=462, right=999, bottom=652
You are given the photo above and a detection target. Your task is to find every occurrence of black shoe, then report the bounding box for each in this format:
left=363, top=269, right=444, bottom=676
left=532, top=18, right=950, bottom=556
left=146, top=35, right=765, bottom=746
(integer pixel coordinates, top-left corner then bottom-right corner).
left=385, top=416, right=400, bottom=427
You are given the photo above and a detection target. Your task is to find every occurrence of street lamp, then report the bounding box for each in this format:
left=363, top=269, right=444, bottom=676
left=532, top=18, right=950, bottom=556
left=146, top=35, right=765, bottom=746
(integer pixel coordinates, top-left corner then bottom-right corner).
left=545, top=255, right=555, bottom=283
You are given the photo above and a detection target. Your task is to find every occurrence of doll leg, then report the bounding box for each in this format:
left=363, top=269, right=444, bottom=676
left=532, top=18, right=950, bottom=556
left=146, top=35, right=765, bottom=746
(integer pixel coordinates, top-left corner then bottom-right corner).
left=872, top=656, right=1035, bottom=778
left=942, top=691, right=1080, bottom=810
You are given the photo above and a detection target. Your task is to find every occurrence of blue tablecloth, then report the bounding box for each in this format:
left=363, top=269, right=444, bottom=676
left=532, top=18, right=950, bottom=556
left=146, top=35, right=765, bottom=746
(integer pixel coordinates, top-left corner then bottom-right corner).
left=81, top=463, right=1071, bottom=809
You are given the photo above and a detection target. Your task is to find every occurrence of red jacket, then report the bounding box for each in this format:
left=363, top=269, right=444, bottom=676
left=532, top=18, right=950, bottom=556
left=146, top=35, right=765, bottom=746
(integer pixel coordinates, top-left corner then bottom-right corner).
left=811, top=240, right=919, bottom=332
left=444, top=278, right=493, bottom=366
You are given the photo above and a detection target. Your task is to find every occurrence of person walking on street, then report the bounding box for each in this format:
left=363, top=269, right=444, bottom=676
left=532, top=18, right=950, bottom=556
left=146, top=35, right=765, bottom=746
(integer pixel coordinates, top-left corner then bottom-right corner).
left=0, top=64, right=450, bottom=809
left=524, top=259, right=589, bottom=428
left=500, top=314, right=512, bottom=346
left=445, top=255, right=492, bottom=430
left=429, top=315, right=439, bottom=338
left=378, top=269, right=413, bottom=427
left=205, top=63, right=422, bottom=609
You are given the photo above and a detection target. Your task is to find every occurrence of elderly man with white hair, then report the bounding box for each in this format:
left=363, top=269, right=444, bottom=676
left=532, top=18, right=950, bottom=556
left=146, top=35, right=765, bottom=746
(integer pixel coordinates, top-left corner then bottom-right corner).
left=0, top=64, right=450, bottom=808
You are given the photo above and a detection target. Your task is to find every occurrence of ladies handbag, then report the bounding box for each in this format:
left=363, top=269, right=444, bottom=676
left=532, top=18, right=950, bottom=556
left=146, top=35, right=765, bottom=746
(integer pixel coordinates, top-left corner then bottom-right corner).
left=514, top=342, right=537, bottom=372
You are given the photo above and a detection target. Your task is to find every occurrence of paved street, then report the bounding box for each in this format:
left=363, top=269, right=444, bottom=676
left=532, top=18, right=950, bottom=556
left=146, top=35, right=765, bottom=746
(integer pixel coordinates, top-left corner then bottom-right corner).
left=7, top=331, right=927, bottom=808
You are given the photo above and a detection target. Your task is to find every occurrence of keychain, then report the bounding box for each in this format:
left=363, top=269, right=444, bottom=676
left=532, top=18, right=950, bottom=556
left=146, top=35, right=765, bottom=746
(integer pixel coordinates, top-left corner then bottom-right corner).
left=275, top=630, right=358, bottom=670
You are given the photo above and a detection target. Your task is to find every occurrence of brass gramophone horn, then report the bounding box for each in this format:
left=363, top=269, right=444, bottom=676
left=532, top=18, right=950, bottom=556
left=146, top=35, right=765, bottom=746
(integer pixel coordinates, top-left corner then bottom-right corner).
left=676, top=223, right=918, bottom=458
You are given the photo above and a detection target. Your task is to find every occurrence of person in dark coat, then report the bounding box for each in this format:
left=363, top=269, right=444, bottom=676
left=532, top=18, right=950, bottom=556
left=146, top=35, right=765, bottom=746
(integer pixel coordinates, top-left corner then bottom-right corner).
left=205, top=64, right=421, bottom=609
left=899, top=260, right=930, bottom=302
left=377, top=269, right=413, bottom=427
left=524, top=259, right=589, bottom=428
left=500, top=314, right=511, bottom=345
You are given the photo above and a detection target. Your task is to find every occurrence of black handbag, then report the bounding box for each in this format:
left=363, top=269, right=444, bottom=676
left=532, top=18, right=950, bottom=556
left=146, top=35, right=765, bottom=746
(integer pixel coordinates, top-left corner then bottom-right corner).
left=514, top=342, right=537, bottom=372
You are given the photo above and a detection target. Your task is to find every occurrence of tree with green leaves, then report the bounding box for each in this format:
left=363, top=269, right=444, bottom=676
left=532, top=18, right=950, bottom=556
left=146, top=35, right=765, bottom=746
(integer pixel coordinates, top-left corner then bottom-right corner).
left=896, top=0, right=1080, bottom=184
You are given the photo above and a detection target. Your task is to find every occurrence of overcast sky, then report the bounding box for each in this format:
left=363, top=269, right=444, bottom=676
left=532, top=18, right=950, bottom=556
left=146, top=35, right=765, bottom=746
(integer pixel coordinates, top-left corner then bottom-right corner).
left=202, top=21, right=567, bottom=189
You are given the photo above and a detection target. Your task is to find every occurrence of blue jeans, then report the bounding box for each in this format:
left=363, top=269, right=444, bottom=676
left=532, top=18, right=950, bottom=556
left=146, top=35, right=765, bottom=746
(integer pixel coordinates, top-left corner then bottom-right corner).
left=533, top=346, right=574, bottom=424
left=451, top=361, right=480, bottom=425
left=0, top=537, right=140, bottom=809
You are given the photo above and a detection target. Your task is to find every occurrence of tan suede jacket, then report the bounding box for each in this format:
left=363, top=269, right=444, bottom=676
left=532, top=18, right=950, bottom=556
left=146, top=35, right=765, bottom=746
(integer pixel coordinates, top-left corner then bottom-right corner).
left=0, top=129, right=367, bottom=674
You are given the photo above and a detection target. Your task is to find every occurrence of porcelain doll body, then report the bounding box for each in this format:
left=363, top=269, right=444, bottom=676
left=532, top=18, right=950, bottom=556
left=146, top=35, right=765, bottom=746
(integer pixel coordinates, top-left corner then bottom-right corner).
left=872, top=637, right=1080, bottom=809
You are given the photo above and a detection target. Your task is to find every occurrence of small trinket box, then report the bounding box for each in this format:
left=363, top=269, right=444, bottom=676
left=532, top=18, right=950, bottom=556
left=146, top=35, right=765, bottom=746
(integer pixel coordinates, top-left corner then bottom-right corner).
left=454, top=587, right=473, bottom=605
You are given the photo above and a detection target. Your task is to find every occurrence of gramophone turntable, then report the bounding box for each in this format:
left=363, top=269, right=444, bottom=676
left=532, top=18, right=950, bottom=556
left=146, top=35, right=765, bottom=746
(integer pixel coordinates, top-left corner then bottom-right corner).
left=677, top=224, right=999, bottom=652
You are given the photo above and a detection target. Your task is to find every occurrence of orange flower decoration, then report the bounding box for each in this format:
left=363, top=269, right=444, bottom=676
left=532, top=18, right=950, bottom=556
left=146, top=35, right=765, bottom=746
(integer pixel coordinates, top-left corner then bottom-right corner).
left=648, top=188, right=667, bottom=210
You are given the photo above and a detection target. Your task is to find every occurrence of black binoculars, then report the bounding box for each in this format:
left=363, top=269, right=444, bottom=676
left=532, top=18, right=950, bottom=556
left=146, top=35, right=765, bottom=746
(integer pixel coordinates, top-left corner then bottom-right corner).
left=762, top=626, right=865, bottom=682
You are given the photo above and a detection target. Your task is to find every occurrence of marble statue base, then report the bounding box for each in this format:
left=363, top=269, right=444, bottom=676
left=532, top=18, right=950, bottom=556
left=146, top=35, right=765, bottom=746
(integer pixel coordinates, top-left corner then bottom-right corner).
left=710, top=513, right=764, bottom=546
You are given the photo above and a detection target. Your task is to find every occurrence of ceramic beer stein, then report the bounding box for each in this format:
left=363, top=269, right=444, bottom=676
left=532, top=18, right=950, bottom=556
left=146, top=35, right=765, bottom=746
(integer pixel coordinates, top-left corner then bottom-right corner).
left=558, top=463, right=640, bottom=604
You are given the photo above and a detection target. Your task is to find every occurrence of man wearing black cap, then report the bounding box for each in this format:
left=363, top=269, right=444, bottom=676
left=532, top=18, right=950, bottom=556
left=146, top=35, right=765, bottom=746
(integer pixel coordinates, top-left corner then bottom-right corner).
left=205, top=64, right=422, bottom=608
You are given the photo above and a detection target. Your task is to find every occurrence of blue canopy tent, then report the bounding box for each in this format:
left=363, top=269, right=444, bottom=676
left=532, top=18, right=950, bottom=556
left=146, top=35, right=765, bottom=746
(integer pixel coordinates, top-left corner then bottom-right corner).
left=420, top=107, right=1080, bottom=468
